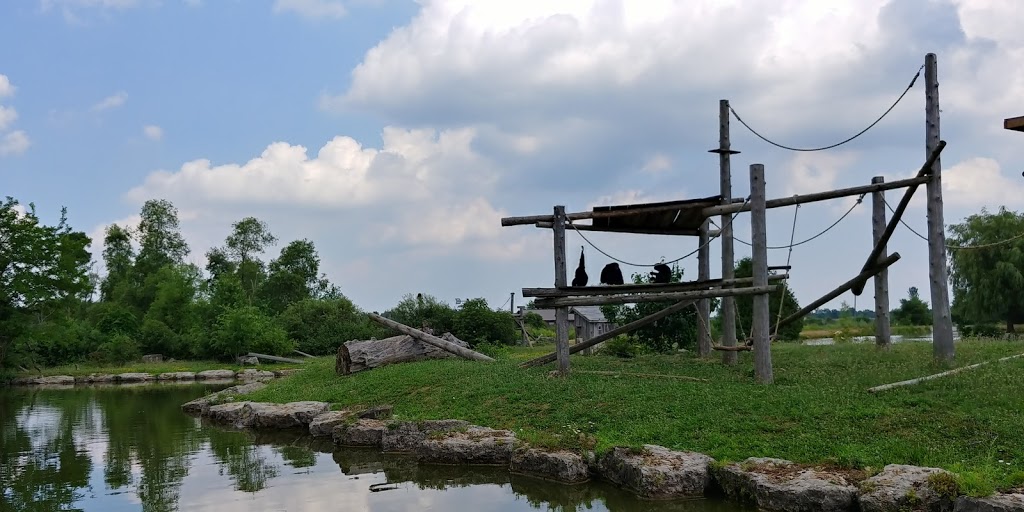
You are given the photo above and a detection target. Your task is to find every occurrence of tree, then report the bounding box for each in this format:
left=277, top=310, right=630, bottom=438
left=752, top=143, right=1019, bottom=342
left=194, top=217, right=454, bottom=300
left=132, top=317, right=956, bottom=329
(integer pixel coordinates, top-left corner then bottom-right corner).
left=453, top=298, right=518, bottom=347
left=600, top=263, right=700, bottom=353
left=100, top=224, right=135, bottom=303
left=383, top=293, right=458, bottom=334
left=225, top=217, right=277, bottom=264
left=209, top=216, right=277, bottom=304
left=262, top=239, right=334, bottom=314
left=132, top=199, right=190, bottom=312
left=733, top=257, right=803, bottom=341
left=208, top=305, right=292, bottom=361
left=948, top=207, right=1024, bottom=333
left=277, top=297, right=385, bottom=355
left=891, top=287, right=932, bottom=326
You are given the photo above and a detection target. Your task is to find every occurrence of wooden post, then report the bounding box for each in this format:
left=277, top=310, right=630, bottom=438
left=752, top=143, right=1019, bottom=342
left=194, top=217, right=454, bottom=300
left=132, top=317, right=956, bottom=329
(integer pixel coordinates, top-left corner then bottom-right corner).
left=716, top=99, right=738, bottom=365
left=749, top=164, right=773, bottom=384
left=871, top=176, right=892, bottom=349
left=553, top=205, right=571, bottom=375
left=697, top=220, right=712, bottom=357
left=925, top=53, right=955, bottom=363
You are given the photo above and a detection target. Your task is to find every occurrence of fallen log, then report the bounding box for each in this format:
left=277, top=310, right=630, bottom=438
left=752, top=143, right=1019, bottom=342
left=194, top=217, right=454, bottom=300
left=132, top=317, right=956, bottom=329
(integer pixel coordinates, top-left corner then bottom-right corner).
left=336, top=333, right=472, bottom=375
left=247, top=352, right=305, bottom=364
left=867, top=352, right=1024, bottom=393
left=367, top=313, right=495, bottom=362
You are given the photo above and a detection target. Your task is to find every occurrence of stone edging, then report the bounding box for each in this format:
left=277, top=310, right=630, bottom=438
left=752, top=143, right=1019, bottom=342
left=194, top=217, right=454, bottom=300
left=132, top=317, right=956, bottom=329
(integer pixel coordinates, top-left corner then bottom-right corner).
left=7, top=368, right=301, bottom=386
left=182, top=386, right=1024, bottom=512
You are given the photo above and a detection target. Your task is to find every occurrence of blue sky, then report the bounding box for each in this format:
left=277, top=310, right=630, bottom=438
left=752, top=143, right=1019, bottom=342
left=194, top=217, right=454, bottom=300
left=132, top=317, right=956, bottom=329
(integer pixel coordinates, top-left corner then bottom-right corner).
left=2, top=0, right=1023, bottom=315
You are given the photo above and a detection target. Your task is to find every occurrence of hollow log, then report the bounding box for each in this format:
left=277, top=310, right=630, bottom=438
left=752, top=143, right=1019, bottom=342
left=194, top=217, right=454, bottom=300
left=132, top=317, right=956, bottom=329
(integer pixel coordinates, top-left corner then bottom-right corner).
left=336, top=334, right=471, bottom=375
left=367, top=313, right=495, bottom=362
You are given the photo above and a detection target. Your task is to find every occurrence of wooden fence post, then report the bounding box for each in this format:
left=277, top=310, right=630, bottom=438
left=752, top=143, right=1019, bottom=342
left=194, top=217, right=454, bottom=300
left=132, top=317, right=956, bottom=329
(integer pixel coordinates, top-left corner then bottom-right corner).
left=697, top=219, right=712, bottom=357
left=553, top=205, right=571, bottom=375
left=871, top=176, right=892, bottom=349
left=925, top=53, right=955, bottom=363
left=749, top=164, right=773, bottom=384
left=716, top=99, right=739, bottom=365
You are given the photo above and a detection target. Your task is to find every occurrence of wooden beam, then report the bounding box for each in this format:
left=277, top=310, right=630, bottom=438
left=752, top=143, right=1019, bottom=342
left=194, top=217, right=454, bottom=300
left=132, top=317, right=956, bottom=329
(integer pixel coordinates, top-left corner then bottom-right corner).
left=519, top=300, right=696, bottom=368
left=867, top=353, right=1024, bottom=393
left=925, top=52, right=955, bottom=364
left=702, top=175, right=932, bottom=217
left=533, top=285, right=776, bottom=308
left=749, top=163, right=773, bottom=384
left=697, top=220, right=712, bottom=358
left=502, top=199, right=744, bottom=227
left=247, top=352, right=305, bottom=364
left=1005, top=116, right=1024, bottom=132
left=871, top=176, right=892, bottom=349
left=534, top=221, right=699, bottom=237
left=850, top=140, right=947, bottom=295
left=553, top=206, right=571, bottom=375
left=718, top=99, right=739, bottom=366
left=522, top=274, right=789, bottom=298
left=367, top=313, right=496, bottom=362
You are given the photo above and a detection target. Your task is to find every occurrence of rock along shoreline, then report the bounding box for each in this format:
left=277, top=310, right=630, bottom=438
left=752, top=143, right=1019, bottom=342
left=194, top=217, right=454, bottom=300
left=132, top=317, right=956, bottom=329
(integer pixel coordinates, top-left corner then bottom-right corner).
left=182, top=384, right=1024, bottom=512
left=7, top=368, right=300, bottom=386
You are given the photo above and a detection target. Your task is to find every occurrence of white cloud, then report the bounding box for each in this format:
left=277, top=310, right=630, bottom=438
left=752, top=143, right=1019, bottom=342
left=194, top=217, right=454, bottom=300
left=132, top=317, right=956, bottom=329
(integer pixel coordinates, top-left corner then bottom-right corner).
left=0, top=131, right=31, bottom=156
left=943, top=157, right=1024, bottom=210
left=0, top=105, right=17, bottom=131
left=91, top=91, right=127, bottom=112
left=0, top=74, right=14, bottom=98
left=273, top=0, right=347, bottom=19
left=143, top=124, right=163, bottom=141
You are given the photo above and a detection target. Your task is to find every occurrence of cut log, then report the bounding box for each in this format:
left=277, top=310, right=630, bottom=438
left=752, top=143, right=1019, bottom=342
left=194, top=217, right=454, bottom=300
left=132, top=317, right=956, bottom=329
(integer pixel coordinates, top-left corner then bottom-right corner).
left=336, top=334, right=472, bottom=375
left=367, top=313, right=496, bottom=362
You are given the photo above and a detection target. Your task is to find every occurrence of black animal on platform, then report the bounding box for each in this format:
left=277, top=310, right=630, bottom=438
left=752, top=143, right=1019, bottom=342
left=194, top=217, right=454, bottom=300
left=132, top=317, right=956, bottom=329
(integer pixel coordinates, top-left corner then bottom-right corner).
left=650, top=263, right=672, bottom=284
left=600, top=262, right=624, bottom=285
left=572, top=246, right=589, bottom=287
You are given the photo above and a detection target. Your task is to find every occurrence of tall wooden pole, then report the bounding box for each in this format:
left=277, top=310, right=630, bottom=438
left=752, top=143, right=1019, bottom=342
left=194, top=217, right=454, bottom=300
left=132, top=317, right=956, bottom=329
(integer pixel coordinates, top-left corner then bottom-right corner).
left=697, top=220, right=712, bottom=357
left=925, top=53, right=955, bottom=363
left=871, top=176, right=892, bottom=349
left=749, top=164, right=773, bottom=384
left=714, top=99, right=739, bottom=365
left=552, top=205, right=571, bottom=375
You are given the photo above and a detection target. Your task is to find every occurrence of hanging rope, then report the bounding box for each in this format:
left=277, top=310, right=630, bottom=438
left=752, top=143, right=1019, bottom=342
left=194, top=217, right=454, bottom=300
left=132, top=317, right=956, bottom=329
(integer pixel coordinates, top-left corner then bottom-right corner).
left=567, top=197, right=751, bottom=267
left=881, top=197, right=1024, bottom=250
left=729, top=64, right=924, bottom=152
left=713, top=193, right=865, bottom=250
left=773, top=204, right=800, bottom=339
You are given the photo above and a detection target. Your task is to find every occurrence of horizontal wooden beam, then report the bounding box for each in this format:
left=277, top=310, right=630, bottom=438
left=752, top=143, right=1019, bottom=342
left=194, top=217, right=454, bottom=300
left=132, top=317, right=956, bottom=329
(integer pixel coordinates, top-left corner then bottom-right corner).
left=502, top=199, right=745, bottom=227
left=523, top=274, right=789, bottom=298
left=533, top=285, right=776, bottom=308
left=702, top=175, right=931, bottom=217
left=1005, top=116, right=1024, bottom=132
left=535, top=221, right=699, bottom=236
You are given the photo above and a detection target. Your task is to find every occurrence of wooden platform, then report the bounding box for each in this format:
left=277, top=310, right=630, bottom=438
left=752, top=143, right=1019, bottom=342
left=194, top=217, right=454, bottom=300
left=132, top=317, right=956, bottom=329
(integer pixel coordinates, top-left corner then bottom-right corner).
left=1006, top=116, right=1024, bottom=132
left=589, top=195, right=722, bottom=235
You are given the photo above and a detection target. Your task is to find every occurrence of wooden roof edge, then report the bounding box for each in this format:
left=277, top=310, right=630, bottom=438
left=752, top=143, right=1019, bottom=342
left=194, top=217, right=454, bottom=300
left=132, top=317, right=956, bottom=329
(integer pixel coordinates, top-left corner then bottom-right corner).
left=1005, top=116, right=1024, bottom=132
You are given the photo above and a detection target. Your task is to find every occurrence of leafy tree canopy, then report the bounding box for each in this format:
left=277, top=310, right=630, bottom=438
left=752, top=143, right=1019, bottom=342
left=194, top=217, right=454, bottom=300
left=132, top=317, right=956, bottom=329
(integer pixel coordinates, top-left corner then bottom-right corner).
left=948, top=207, right=1024, bottom=333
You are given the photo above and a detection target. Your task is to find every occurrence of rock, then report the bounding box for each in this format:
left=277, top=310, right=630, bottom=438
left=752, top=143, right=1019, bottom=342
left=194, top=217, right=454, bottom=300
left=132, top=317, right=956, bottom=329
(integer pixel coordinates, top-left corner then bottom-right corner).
left=236, top=369, right=275, bottom=381
left=235, top=401, right=330, bottom=429
left=196, top=369, right=236, bottom=380
left=415, top=426, right=516, bottom=465
left=157, top=372, right=196, bottom=381
left=273, top=369, right=302, bottom=377
left=35, top=375, right=76, bottom=385
left=954, top=493, right=1024, bottom=512
left=334, top=419, right=387, bottom=447
left=141, top=354, right=163, bottom=363
left=597, top=445, right=713, bottom=499
left=78, top=374, right=116, bottom=383
left=207, top=402, right=250, bottom=424
left=381, top=420, right=470, bottom=453
left=181, top=381, right=267, bottom=415
left=117, top=373, right=154, bottom=382
left=715, top=457, right=859, bottom=512
left=510, top=448, right=590, bottom=484
left=237, top=356, right=259, bottom=365
left=359, top=405, right=394, bottom=420
left=309, top=411, right=354, bottom=437
left=859, top=464, right=957, bottom=512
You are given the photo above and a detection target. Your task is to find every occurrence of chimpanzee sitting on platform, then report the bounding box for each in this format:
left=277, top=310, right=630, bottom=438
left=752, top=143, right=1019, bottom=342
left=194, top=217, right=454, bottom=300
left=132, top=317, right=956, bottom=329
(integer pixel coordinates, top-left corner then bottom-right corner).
left=600, top=263, right=624, bottom=285
left=649, top=263, right=671, bottom=284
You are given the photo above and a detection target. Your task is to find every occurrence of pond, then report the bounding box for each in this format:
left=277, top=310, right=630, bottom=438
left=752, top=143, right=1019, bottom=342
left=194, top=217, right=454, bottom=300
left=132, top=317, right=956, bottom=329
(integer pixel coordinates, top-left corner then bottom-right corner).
left=1, top=383, right=753, bottom=511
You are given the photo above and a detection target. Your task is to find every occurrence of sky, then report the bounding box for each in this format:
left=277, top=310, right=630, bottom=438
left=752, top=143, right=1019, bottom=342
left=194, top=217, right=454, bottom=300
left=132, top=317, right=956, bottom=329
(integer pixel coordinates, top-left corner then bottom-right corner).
left=2, top=0, right=1023, bottom=315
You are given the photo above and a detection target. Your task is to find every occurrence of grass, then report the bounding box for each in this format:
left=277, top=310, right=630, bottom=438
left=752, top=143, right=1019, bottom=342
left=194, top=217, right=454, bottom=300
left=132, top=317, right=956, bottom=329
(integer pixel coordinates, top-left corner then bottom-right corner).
left=12, top=359, right=301, bottom=377
left=800, top=324, right=933, bottom=340
left=245, top=340, right=1024, bottom=496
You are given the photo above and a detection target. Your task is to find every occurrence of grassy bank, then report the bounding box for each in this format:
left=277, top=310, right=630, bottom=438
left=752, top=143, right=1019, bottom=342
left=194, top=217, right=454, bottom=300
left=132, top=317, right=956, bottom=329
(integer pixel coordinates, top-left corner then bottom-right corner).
left=11, top=359, right=300, bottom=378
left=245, top=340, right=1024, bottom=495
left=800, top=324, right=932, bottom=340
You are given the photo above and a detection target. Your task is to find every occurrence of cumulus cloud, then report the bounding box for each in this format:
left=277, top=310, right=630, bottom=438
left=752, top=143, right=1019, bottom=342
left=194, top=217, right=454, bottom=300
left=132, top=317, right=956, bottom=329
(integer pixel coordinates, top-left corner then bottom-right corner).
left=0, top=74, right=14, bottom=98
left=91, top=91, right=127, bottom=112
left=142, top=124, right=163, bottom=141
left=273, top=0, right=347, bottom=19
left=0, top=131, right=31, bottom=156
left=943, top=157, right=1024, bottom=210
left=0, top=105, right=16, bottom=131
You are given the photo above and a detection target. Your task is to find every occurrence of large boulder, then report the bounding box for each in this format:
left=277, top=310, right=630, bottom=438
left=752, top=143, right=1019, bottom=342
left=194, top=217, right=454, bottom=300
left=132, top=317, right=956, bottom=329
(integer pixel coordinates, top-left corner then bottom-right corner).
left=859, top=464, right=957, bottom=512
left=196, top=369, right=236, bottom=380
left=381, top=420, right=470, bottom=453
left=117, top=373, right=154, bottom=383
left=236, top=369, right=275, bottom=381
left=31, top=375, right=76, bottom=385
left=334, top=419, right=387, bottom=447
left=235, top=401, right=330, bottom=429
left=954, top=493, right=1024, bottom=512
left=181, top=381, right=267, bottom=415
left=79, top=374, right=117, bottom=383
left=141, top=354, right=163, bottom=363
left=597, top=445, right=713, bottom=499
left=415, top=426, right=516, bottom=465
left=273, top=369, right=302, bottom=377
left=309, top=411, right=354, bottom=437
left=207, top=402, right=250, bottom=424
left=714, top=457, right=860, bottom=512
left=510, top=448, right=590, bottom=484
left=157, top=372, right=196, bottom=381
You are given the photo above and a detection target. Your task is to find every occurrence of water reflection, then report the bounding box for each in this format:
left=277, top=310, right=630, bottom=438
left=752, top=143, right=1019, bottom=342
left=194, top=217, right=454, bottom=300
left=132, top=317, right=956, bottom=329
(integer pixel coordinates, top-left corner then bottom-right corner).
left=1, top=384, right=751, bottom=511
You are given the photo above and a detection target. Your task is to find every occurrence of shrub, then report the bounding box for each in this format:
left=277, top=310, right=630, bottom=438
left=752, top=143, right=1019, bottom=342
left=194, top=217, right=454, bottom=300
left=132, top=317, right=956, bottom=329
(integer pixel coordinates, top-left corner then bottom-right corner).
left=91, top=333, right=141, bottom=366
left=277, top=297, right=385, bottom=355
left=599, top=336, right=641, bottom=358
left=208, top=306, right=293, bottom=361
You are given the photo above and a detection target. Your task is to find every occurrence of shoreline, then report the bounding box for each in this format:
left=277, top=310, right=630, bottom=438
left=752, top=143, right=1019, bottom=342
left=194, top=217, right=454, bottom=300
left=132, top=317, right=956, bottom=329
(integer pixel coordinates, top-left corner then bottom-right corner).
left=182, top=382, right=1024, bottom=512
left=6, top=368, right=300, bottom=386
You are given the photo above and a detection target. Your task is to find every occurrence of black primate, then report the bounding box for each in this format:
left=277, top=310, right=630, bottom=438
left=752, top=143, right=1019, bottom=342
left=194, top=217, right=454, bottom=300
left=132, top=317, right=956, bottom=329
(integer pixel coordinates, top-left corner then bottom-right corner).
left=600, top=262, right=624, bottom=285
left=571, top=246, right=588, bottom=286
left=650, top=263, right=671, bottom=283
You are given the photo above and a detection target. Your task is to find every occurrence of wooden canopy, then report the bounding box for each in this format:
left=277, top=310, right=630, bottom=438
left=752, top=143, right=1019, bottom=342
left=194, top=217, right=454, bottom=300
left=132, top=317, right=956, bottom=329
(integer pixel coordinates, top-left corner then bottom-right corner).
left=1005, top=116, right=1024, bottom=132
left=588, top=195, right=722, bottom=235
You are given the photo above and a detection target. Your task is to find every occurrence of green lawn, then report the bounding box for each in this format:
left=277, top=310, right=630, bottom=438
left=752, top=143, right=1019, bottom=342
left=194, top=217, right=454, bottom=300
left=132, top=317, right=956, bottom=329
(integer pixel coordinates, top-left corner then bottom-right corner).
left=13, top=359, right=300, bottom=377
left=246, top=340, right=1024, bottom=495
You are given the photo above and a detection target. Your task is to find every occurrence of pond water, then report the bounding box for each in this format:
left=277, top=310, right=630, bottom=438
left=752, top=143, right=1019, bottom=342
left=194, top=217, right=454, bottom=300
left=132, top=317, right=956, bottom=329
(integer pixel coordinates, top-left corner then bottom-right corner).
left=1, top=383, right=752, bottom=511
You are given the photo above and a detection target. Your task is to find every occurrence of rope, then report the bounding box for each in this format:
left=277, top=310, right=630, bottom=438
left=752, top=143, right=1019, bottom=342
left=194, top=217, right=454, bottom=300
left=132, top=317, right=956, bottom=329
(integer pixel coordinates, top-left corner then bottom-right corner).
left=882, top=197, right=1024, bottom=250
left=773, top=204, right=799, bottom=339
left=567, top=197, right=751, bottom=268
left=714, top=193, right=866, bottom=250
left=729, top=64, right=924, bottom=152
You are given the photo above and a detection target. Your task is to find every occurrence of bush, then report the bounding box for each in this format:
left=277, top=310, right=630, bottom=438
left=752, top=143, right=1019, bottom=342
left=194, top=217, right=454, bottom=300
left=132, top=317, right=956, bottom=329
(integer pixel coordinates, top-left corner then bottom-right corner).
left=91, top=333, right=141, bottom=366
left=139, top=318, right=182, bottom=357
left=208, top=306, right=293, bottom=361
left=599, top=336, right=641, bottom=358
left=277, top=297, right=386, bottom=356
left=453, top=298, right=518, bottom=347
